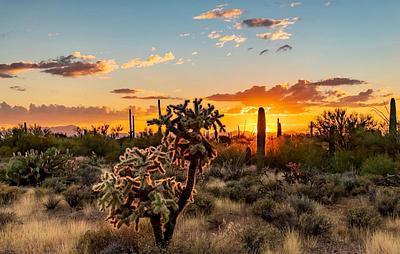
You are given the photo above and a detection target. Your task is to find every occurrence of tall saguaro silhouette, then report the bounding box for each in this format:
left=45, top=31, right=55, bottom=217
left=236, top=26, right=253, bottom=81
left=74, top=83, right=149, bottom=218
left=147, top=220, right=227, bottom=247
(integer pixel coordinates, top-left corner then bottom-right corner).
left=128, top=109, right=135, bottom=139
left=158, top=99, right=162, bottom=135
left=257, top=107, right=266, bottom=171
left=389, top=98, right=397, bottom=135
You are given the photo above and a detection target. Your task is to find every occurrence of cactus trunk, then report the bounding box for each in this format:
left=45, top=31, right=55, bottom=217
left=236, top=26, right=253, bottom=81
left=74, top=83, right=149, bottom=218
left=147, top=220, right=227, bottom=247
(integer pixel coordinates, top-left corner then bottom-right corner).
left=277, top=118, right=282, bottom=137
left=158, top=99, right=162, bottom=135
left=389, top=98, right=397, bottom=135
left=245, top=146, right=252, bottom=165
left=310, top=121, right=314, bottom=137
left=257, top=107, right=266, bottom=170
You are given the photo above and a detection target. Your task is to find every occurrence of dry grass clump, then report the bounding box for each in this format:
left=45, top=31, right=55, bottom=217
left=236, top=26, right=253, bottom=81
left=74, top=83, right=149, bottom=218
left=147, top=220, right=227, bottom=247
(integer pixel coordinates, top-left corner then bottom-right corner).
left=0, top=188, right=97, bottom=254
left=365, top=231, right=400, bottom=254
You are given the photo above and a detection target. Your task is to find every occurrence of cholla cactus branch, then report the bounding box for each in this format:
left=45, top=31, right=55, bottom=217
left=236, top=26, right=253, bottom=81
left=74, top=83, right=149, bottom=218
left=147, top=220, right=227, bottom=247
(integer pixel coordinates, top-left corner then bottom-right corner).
left=95, top=99, right=224, bottom=249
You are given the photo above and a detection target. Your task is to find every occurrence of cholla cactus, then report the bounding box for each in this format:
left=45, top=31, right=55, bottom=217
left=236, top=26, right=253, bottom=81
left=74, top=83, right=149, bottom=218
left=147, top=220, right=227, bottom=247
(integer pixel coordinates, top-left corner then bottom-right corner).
left=94, top=99, right=225, bottom=248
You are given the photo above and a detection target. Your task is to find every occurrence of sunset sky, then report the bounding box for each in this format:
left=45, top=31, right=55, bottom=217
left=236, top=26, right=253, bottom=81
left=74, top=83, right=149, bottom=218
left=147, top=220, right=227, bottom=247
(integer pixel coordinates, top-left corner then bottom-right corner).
left=1, top=0, right=399, bottom=133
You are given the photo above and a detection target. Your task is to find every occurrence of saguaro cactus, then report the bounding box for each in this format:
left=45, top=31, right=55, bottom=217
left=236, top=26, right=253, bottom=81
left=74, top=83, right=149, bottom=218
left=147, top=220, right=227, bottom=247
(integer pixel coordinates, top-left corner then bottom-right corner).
left=245, top=146, right=252, bottom=165
left=257, top=107, right=266, bottom=170
left=310, top=121, right=314, bottom=137
left=157, top=99, right=162, bottom=135
left=277, top=118, right=282, bottom=137
left=389, top=98, right=397, bottom=134
left=128, top=109, right=135, bottom=139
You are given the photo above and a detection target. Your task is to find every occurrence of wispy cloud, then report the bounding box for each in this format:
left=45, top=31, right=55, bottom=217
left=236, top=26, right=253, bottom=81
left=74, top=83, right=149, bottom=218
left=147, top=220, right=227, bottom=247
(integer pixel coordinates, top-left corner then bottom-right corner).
left=256, top=30, right=291, bottom=40
left=179, top=33, right=190, bottom=37
left=194, top=7, right=243, bottom=21
left=121, top=52, right=175, bottom=69
left=110, top=88, right=137, bottom=94
left=47, top=32, right=59, bottom=37
left=121, top=95, right=183, bottom=100
left=308, top=77, right=366, bottom=86
left=9, top=85, right=26, bottom=92
left=242, top=17, right=299, bottom=29
left=290, top=2, right=302, bottom=7
left=215, top=34, right=247, bottom=47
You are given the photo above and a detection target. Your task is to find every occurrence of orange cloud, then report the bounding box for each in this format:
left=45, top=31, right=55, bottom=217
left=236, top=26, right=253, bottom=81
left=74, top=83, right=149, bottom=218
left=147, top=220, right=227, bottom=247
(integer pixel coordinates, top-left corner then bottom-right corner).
left=257, top=30, right=291, bottom=40
left=0, top=53, right=117, bottom=78
left=207, top=79, right=380, bottom=114
left=194, top=7, right=243, bottom=21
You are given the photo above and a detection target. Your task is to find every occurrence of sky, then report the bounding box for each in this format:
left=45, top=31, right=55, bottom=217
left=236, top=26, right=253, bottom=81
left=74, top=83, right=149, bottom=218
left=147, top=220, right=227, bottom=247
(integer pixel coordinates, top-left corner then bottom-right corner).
left=0, top=0, right=399, bottom=133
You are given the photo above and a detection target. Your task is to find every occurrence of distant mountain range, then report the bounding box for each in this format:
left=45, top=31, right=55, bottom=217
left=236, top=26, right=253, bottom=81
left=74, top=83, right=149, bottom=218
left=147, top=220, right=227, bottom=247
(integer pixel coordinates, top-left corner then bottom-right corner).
left=48, top=125, right=78, bottom=136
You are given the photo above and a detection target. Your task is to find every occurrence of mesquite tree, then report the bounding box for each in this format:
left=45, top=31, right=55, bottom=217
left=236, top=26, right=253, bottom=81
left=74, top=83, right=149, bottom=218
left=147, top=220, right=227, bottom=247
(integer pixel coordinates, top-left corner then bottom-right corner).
left=94, top=99, right=225, bottom=249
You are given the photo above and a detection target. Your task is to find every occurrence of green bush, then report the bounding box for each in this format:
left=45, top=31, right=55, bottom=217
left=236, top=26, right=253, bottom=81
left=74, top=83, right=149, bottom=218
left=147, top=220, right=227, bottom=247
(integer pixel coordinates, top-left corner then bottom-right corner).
left=330, top=150, right=360, bottom=173
left=0, top=184, right=25, bottom=206
left=5, top=147, right=72, bottom=186
left=269, top=205, right=298, bottom=230
left=375, top=190, right=400, bottom=217
left=289, top=195, right=316, bottom=215
left=299, top=213, right=332, bottom=236
left=241, top=224, right=281, bottom=254
left=41, top=177, right=69, bottom=193
left=361, top=154, right=398, bottom=175
left=252, top=199, right=277, bottom=221
left=185, top=192, right=214, bottom=216
left=346, top=206, right=381, bottom=229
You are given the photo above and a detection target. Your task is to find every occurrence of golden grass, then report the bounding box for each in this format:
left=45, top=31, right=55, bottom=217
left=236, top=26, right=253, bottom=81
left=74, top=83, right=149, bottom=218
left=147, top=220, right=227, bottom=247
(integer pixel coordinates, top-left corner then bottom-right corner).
left=213, top=198, right=244, bottom=214
left=281, top=230, right=302, bottom=254
left=0, top=188, right=97, bottom=254
left=0, top=219, right=93, bottom=254
left=365, top=231, right=400, bottom=254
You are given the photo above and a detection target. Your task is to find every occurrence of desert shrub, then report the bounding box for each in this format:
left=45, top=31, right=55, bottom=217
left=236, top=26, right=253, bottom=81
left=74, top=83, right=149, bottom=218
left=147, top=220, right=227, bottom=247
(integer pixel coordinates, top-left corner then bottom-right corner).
left=330, top=150, right=361, bottom=173
left=289, top=195, right=316, bottom=215
left=0, top=184, right=25, bottom=206
left=41, top=177, right=69, bottom=193
left=374, top=190, right=400, bottom=217
left=5, top=147, right=72, bottom=186
left=43, top=194, right=61, bottom=210
left=252, top=199, right=277, bottom=221
left=223, top=181, right=247, bottom=201
left=361, top=154, right=398, bottom=175
left=346, top=206, right=382, bottom=229
left=259, top=180, right=288, bottom=202
left=341, top=174, right=372, bottom=196
left=76, top=227, right=139, bottom=254
left=299, top=213, right=332, bottom=236
left=185, top=192, right=214, bottom=216
left=296, top=175, right=346, bottom=204
left=0, top=211, right=16, bottom=229
left=241, top=224, right=281, bottom=254
left=72, top=135, right=121, bottom=162
left=213, top=145, right=246, bottom=168
left=207, top=213, right=226, bottom=230
left=63, top=185, right=92, bottom=208
left=73, top=163, right=102, bottom=186
left=270, top=205, right=298, bottom=230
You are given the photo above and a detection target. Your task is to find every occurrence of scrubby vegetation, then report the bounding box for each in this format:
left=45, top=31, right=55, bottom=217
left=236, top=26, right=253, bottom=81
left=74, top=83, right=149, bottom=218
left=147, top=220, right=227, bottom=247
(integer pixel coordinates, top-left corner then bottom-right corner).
left=0, top=100, right=400, bottom=253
